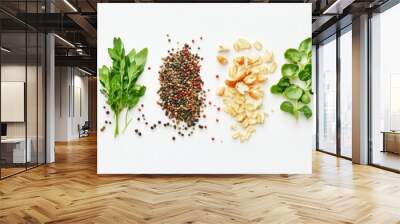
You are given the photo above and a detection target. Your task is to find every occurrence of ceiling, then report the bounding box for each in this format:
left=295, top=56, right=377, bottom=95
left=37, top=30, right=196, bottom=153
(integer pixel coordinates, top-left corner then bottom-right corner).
left=0, top=0, right=391, bottom=74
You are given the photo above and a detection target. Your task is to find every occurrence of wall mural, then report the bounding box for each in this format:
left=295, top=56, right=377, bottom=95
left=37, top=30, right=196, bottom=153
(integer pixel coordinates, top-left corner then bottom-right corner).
left=97, top=3, right=313, bottom=174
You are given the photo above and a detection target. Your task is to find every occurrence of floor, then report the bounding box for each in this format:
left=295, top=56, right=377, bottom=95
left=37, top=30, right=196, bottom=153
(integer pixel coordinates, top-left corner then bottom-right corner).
left=0, top=135, right=400, bottom=223
left=372, top=150, right=400, bottom=171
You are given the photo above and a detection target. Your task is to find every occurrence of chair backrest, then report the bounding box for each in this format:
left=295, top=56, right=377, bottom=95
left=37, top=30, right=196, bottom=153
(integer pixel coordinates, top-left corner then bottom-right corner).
left=82, top=121, right=90, bottom=129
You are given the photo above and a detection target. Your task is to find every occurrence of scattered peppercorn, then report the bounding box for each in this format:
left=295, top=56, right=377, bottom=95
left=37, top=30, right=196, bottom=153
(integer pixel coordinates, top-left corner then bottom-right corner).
left=135, top=129, right=138, bottom=133
left=137, top=118, right=140, bottom=121
left=100, top=126, right=106, bottom=132
left=172, top=136, right=176, bottom=141
left=215, top=74, right=219, bottom=79
left=138, top=132, right=142, bottom=136
left=211, top=137, right=215, bottom=141
left=145, top=122, right=148, bottom=125
left=106, top=111, right=110, bottom=115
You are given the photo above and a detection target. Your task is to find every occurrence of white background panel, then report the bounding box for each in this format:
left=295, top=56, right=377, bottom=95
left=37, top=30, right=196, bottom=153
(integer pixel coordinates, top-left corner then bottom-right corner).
left=97, top=3, right=312, bottom=174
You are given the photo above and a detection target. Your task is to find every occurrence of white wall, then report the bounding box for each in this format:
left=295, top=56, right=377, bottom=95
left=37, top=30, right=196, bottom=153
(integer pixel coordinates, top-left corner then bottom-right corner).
left=55, top=67, right=89, bottom=141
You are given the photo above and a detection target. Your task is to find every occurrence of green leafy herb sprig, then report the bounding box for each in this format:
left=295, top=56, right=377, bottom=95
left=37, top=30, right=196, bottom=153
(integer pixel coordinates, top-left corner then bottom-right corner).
left=270, top=37, right=313, bottom=119
left=99, top=37, right=148, bottom=137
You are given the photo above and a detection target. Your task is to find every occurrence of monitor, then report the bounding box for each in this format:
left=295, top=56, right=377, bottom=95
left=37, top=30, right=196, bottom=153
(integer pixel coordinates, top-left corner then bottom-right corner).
left=1, top=123, right=7, bottom=137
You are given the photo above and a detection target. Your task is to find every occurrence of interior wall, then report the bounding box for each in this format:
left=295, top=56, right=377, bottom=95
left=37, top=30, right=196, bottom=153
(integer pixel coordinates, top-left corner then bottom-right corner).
left=1, top=64, right=39, bottom=138
left=54, top=66, right=89, bottom=141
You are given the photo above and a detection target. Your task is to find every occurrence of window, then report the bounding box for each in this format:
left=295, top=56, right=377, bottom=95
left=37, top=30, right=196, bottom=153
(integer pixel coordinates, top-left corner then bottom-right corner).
left=317, top=36, right=337, bottom=154
left=370, top=3, right=400, bottom=171
left=339, top=28, right=352, bottom=158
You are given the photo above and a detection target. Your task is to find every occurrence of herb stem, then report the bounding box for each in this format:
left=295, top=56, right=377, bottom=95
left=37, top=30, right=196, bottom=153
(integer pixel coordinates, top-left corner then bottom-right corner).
left=123, top=109, right=131, bottom=133
left=114, top=112, right=120, bottom=137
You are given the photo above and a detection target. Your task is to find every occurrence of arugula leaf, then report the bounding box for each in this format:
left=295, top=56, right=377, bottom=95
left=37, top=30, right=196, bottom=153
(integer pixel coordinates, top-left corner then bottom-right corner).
left=99, top=37, right=148, bottom=137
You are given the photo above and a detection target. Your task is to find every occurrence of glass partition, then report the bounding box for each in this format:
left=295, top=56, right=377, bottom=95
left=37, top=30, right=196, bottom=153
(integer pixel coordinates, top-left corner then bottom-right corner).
left=0, top=1, right=46, bottom=179
left=370, top=3, right=400, bottom=171
left=339, top=28, right=352, bottom=158
left=317, top=36, right=337, bottom=155
left=1, top=31, right=28, bottom=177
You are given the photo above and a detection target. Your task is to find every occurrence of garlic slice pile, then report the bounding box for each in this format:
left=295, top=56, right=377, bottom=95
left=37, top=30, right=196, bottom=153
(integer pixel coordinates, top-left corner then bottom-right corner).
left=216, top=39, right=278, bottom=142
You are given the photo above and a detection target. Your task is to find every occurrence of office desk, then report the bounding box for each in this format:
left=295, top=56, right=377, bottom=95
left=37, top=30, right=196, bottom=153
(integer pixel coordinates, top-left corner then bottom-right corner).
left=1, top=138, right=31, bottom=163
left=382, top=131, right=400, bottom=154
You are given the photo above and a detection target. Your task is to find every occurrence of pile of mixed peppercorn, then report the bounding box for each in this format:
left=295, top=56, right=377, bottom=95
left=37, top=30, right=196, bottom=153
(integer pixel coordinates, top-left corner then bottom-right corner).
left=157, top=43, right=206, bottom=127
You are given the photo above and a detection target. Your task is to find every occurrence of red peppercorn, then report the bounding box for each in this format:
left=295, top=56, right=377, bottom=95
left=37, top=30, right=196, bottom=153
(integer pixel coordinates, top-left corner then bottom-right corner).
left=217, top=107, right=221, bottom=111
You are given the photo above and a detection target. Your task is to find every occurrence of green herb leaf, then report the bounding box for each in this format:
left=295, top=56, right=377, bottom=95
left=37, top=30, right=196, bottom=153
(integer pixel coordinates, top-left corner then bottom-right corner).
left=304, top=63, right=311, bottom=73
left=280, top=101, right=294, bottom=114
left=99, top=37, right=148, bottom=137
left=298, top=69, right=311, bottom=81
left=127, top=49, right=136, bottom=63
left=300, top=91, right=311, bottom=104
left=135, top=48, right=148, bottom=68
left=277, top=77, right=291, bottom=88
left=108, top=48, right=119, bottom=61
left=269, top=37, right=313, bottom=120
left=284, top=48, right=301, bottom=63
left=271, top=84, right=284, bottom=94
left=283, top=85, right=303, bottom=101
left=281, top=64, right=299, bottom=78
left=299, top=37, right=312, bottom=54
left=299, top=105, right=312, bottom=118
